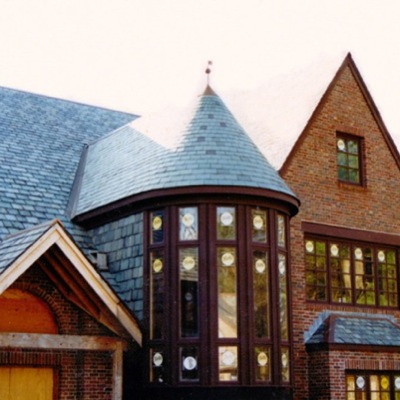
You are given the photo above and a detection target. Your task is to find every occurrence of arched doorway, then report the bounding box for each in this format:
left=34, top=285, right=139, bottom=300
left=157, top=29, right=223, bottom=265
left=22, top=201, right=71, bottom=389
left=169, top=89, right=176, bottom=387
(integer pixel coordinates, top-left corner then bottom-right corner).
left=0, top=288, right=57, bottom=399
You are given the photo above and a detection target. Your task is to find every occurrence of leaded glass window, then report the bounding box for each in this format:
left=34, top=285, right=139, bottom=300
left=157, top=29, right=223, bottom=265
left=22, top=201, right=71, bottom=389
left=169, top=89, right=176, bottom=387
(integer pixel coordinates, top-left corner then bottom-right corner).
left=337, top=134, right=363, bottom=185
left=305, top=238, right=398, bottom=308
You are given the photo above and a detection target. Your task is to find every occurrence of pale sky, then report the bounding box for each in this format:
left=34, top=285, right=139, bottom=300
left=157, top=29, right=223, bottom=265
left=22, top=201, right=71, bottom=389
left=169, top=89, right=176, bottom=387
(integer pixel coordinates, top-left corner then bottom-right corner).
left=1, top=0, right=400, bottom=143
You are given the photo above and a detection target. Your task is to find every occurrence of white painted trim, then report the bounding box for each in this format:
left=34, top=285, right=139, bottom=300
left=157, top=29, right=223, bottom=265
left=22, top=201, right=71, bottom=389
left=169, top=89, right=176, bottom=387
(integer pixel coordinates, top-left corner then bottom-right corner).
left=0, top=332, right=127, bottom=351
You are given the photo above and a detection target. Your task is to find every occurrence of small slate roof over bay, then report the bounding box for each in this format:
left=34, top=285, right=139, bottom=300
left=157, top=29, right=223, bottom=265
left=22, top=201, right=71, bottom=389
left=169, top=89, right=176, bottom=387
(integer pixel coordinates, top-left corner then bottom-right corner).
left=305, top=311, right=400, bottom=347
left=74, top=85, right=297, bottom=216
left=0, top=86, right=136, bottom=246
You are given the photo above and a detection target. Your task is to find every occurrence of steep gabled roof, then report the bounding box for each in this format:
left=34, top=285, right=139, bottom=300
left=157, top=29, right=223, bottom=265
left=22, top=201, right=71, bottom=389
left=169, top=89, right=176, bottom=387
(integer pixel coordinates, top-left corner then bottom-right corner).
left=223, top=53, right=346, bottom=170
left=73, top=85, right=299, bottom=218
left=0, top=86, right=136, bottom=245
left=224, top=52, right=400, bottom=171
left=280, top=53, right=400, bottom=173
left=0, top=219, right=141, bottom=344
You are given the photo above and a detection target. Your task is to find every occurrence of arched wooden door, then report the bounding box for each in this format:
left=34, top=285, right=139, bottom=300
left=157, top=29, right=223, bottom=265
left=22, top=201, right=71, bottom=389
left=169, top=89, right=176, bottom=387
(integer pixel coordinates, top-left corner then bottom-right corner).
left=0, top=289, right=58, bottom=399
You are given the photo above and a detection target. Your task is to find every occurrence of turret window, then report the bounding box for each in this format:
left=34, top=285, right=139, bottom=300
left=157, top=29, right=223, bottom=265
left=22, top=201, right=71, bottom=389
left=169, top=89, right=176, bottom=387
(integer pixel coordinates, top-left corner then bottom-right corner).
left=145, top=203, right=292, bottom=388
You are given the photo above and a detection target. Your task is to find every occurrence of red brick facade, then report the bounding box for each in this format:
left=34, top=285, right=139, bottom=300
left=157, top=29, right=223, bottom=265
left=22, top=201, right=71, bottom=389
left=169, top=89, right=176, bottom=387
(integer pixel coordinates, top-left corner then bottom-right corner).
left=282, top=60, right=400, bottom=399
left=0, top=264, right=116, bottom=400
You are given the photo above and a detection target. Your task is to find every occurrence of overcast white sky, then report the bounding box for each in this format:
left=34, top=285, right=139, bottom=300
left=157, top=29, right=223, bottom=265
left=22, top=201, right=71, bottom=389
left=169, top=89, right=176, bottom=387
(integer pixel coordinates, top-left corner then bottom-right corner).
left=1, top=0, right=400, bottom=142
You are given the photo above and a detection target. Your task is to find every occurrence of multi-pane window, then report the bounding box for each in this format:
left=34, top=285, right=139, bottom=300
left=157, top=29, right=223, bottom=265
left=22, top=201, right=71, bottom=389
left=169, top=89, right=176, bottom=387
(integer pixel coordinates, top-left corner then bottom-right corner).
left=305, top=238, right=398, bottom=308
left=337, top=134, right=363, bottom=185
left=146, top=204, right=292, bottom=388
left=346, top=372, right=400, bottom=400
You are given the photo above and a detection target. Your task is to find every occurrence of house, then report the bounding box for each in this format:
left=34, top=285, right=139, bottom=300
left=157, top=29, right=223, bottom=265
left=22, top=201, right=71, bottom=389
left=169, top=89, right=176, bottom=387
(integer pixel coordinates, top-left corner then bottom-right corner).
left=1, top=53, right=400, bottom=400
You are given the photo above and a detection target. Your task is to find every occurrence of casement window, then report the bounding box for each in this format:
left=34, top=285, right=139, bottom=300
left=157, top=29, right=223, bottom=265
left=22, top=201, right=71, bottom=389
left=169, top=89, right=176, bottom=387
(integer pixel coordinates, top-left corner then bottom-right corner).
left=146, top=204, right=292, bottom=388
left=337, top=134, right=364, bottom=185
left=305, top=238, right=398, bottom=307
left=346, top=372, right=400, bottom=400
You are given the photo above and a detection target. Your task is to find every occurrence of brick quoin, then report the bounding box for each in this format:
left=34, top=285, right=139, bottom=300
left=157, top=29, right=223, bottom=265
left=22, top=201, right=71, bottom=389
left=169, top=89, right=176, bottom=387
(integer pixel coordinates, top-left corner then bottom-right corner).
left=282, top=62, right=400, bottom=399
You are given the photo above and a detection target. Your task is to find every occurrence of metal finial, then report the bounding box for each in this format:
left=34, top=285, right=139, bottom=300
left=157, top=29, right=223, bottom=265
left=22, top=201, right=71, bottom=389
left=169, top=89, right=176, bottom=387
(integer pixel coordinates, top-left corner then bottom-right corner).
left=205, top=61, right=212, bottom=85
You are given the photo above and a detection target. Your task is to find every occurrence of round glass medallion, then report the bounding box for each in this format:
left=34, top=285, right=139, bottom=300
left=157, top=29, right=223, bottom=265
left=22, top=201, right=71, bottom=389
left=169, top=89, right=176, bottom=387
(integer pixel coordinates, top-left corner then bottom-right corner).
left=305, top=241, right=314, bottom=253
left=279, top=260, right=285, bottom=275
left=394, top=377, right=400, bottom=389
left=257, top=352, right=268, bottom=366
left=330, top=244, right=339, bottom=257
left=354, top=248, right=363, bottom=260
left=381, top=377, right=389, bottom=390
left=255, top=259, right=266, bottom=273
left=182, top=256, right=196, bottom=271
left=153, top=259, right=163, bottom=273
left=182, top=213, right=195, bottom=227
left=222, top=252, right=235, bottom=266
left=153, top=352, right=163, bottom=367
left=337, top=139, right=346, bottom=151
left=183, top=356, right=197, bottom=371
left=356, top=376, right=365, bottom=389
left=281, top=353, right=288, bottom=368
left=253, top=215, right=264, bottom=230
left=220, top=212, right=234, bottom=226
left=378, top=250, right=385, bottom=262
left=221, top=350, right=235, bottom=366
left=152, top=216, right=162, bottom=230
left=185, top=292, right=193, bottom=301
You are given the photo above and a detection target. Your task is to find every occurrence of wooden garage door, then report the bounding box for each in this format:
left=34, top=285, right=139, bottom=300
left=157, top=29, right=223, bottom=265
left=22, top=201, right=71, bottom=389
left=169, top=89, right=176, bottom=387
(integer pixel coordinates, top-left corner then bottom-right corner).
left=0, top=367, right=53, bottom=400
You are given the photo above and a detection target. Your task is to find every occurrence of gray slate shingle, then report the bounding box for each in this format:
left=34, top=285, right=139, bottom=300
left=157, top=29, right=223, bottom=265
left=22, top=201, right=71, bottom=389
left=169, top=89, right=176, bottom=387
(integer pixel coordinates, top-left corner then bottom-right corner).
left=0, top=86, right=136, bottom=246
left=75, top=86, right=297, bottom=216
left=0, top=220, right=53, bottom=273
left=306, top=312, right=400, bottom=347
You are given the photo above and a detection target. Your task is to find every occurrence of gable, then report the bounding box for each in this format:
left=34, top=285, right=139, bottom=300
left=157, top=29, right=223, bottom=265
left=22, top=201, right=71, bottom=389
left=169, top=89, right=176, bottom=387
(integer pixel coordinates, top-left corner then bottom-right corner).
left=0, top=220, right=142, bottom=344
left=281, top=58, right=400, bottom=234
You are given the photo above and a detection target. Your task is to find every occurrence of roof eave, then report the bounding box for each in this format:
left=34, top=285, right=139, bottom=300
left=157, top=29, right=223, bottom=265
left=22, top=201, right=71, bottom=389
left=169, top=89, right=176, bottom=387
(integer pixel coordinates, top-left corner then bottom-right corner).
left=0, top=220, right=142, bottom=345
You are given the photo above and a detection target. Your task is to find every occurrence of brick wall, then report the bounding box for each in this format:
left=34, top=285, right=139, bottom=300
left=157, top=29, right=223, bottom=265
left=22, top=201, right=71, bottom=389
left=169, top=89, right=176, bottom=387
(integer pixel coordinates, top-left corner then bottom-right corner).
left=0, top=264, right=116, bottom=400
left=90, top=212, right=144, bottom=319
left=282, top=63, right=400, bottom=399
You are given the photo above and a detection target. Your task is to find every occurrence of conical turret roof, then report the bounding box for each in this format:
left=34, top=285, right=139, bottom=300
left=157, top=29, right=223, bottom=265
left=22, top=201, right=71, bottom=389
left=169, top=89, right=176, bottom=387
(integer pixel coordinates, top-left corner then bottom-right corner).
left=74, top=85, right=298, bottom=217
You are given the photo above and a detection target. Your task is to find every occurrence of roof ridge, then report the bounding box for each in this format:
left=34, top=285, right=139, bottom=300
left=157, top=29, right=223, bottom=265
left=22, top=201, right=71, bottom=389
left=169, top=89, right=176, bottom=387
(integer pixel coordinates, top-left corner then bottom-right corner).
left=0, top=84, right=137, bottom=117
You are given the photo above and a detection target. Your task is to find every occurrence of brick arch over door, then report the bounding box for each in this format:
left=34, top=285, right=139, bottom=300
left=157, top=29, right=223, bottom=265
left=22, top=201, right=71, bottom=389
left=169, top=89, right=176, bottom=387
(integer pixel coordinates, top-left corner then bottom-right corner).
left=0, top=288, right=58, bottom=334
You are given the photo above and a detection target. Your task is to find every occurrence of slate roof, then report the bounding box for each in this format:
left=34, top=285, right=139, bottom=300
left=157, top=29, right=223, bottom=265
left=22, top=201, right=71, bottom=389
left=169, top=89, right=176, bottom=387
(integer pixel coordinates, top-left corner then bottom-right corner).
left=0, top=220, right=53, bottom=273
left=0, top=86, right=136, bottom=247
left=73, top=85, right=298, bottom=216
left=305, top=312, right=400, bottom=347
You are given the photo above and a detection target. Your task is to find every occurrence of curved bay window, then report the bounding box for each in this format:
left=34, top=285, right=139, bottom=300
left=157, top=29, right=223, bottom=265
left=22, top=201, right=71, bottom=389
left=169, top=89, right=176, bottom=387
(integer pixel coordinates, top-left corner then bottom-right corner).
left=145, top=201, right=292, bottom=390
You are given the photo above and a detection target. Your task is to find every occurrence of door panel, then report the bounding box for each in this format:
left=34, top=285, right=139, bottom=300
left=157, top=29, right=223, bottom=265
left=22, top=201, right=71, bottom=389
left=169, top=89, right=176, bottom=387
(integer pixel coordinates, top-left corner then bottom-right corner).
left=0, top=367, right=53, bottom=400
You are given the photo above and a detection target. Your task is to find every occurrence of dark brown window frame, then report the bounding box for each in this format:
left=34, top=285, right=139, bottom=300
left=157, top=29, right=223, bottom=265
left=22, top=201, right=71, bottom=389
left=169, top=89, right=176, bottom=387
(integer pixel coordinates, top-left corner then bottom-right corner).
left=144, top=200, right=294, bottom=389
left=305, top=235, right=399, bottom=308
left=346, top=371, right=400, bottom=400
left=336, top=132, right=366, bottom=186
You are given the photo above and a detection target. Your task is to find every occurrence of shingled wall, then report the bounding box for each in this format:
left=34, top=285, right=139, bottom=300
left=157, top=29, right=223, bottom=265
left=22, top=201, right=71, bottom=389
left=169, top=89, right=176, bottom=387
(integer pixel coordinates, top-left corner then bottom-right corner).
left=89, top=213, right=144, bottom=319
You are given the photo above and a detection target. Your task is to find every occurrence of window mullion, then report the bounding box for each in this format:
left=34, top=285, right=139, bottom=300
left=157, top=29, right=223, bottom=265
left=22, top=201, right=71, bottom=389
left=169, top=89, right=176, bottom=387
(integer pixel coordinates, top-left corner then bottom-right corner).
left=237, top=205, right=250, bottom=385
left=268, top=210, right=281, bottom=385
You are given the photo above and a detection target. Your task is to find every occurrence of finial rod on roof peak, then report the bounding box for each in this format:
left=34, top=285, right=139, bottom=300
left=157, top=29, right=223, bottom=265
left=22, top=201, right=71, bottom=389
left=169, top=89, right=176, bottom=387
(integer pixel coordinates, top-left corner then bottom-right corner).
left=203, top=61, right=216, bottom=95
left=205, top=60, right=212, bottom=85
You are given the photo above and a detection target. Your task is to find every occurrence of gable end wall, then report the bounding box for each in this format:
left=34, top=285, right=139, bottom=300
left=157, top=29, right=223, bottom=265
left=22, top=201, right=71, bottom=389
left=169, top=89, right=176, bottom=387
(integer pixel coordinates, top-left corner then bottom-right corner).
left=281, top=64, right=400, bottom=399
